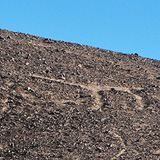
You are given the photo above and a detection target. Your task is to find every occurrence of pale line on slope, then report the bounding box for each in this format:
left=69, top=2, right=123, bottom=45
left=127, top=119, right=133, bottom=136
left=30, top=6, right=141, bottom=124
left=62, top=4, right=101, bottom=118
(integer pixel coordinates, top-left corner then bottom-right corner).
left=109, top=131, right=126, bottom=160
left=30, top=74, right=102, bottom=109
left=29, top=74, right=144, bottom=110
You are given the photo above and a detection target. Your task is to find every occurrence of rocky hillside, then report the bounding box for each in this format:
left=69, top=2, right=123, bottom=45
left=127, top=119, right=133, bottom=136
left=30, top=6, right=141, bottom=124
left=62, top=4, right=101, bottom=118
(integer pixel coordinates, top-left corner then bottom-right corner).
left=0, top=29, right=160, bottom=159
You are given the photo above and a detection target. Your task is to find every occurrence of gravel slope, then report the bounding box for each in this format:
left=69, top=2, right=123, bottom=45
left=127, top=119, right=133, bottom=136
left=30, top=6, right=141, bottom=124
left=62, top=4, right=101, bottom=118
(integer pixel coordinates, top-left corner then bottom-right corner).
left=0, top=29, right=160, bottom=159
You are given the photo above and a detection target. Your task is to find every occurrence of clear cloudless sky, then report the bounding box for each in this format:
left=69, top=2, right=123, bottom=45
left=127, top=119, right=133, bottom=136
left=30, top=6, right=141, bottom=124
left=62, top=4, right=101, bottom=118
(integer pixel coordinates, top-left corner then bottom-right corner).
left=0, top=0, right=160, bottom=60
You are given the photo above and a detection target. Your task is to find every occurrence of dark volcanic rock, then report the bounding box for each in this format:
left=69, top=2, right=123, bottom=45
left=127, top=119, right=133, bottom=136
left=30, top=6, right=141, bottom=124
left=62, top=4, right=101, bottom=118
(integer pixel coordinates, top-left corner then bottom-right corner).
left=0, top=29, right=160, bottom=159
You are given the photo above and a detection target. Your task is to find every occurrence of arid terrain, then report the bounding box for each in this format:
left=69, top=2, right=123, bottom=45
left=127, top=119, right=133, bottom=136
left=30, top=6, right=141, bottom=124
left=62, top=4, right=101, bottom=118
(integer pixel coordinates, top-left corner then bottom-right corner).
left=0, top=29, right=160, bottom=159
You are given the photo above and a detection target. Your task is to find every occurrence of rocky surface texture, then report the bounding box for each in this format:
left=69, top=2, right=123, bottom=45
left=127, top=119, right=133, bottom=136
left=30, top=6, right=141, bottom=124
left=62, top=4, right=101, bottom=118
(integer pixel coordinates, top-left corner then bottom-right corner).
left=0, top=29, right=160, bottom=159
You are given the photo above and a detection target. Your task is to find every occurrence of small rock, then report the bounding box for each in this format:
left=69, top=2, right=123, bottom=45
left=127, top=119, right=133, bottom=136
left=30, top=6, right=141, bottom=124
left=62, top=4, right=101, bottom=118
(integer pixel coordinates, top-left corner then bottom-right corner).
left=78, top=64, right=82, bottom=68
left=153, top=149, right=160, bottom=155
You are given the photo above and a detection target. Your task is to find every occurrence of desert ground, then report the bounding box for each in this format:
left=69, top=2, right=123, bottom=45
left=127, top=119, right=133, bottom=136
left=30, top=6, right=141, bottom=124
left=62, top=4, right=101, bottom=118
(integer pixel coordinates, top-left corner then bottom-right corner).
left=0, top=29, right=160, bottom=159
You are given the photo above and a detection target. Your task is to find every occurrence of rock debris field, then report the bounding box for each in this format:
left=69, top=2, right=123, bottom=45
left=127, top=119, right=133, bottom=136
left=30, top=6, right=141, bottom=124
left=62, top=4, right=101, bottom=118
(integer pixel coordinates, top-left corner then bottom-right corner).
left=0, top=29, right=160, bottom=159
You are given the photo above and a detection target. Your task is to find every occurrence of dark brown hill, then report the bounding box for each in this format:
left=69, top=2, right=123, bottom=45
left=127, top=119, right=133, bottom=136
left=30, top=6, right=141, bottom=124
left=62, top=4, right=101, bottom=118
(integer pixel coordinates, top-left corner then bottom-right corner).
left=0, top=29, right=160, bottom=159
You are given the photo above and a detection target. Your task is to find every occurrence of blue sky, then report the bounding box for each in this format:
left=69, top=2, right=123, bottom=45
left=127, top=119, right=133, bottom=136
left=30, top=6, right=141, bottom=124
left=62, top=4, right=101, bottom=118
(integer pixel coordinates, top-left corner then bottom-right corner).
left=0, top=0, right=160, bottom=60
